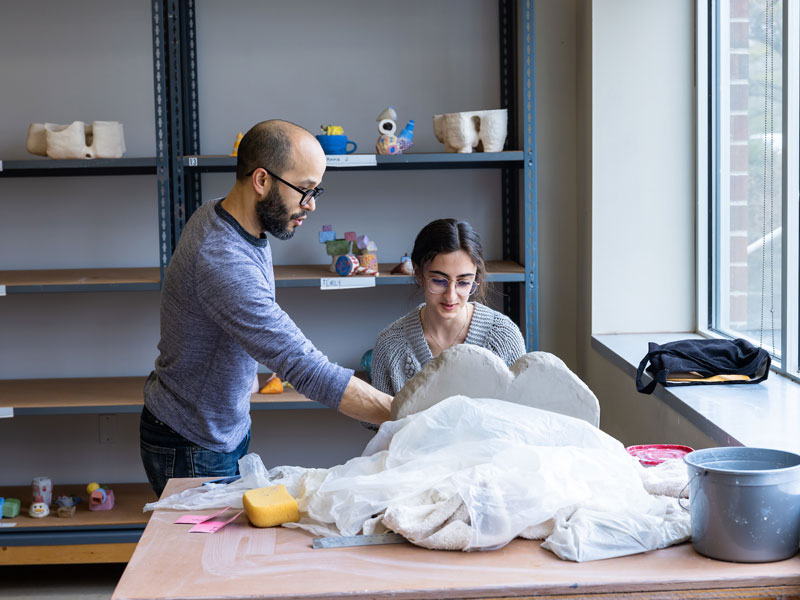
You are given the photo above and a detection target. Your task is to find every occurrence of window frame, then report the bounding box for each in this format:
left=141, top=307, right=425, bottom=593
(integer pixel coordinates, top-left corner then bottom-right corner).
left=698, top=0, right=800, bottom=379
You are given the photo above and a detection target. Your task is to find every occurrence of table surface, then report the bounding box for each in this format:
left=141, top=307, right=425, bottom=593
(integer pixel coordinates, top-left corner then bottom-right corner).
left=112, top=478, right=800, bottom=600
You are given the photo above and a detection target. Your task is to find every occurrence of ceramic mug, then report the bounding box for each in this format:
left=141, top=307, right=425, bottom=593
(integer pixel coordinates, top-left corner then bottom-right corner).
left=316, top=134, right=357, bottom=155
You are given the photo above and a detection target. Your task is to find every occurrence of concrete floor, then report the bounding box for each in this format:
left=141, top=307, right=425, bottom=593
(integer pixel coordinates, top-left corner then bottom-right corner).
left=0, top=564, right=125, bottom=600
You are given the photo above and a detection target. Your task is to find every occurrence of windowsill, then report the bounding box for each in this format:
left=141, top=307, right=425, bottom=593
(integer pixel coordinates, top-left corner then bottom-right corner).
left=591, top=333, right=800, bottom=454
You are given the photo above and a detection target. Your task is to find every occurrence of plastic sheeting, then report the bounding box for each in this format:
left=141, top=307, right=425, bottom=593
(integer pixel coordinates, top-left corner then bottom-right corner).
left=145, top=396, right=690, bottom=561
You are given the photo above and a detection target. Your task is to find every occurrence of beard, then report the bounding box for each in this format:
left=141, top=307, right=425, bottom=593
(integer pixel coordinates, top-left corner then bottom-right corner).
left=255, top=186, right=306, bottom=240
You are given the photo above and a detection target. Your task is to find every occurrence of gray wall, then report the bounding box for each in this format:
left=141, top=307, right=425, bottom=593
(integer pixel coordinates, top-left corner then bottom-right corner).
left=0, top=0, right=581, bottom=485
left=577, top=0, right=715, bottom=449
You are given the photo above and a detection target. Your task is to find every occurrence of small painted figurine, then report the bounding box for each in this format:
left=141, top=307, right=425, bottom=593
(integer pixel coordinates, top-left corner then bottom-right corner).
left=29, top=495, right=49, bottom=518
left=376, top=107, right=414, bottom=155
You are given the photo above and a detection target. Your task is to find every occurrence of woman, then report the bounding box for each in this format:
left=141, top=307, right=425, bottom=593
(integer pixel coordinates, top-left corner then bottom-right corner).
left=371, top=218, right=526, bottom=396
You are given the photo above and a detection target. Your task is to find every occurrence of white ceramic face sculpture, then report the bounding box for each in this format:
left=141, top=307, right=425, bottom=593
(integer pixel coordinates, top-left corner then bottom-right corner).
left=29, top=499, right=50, bottom=518
left=390, top=344, right=600, bottom=427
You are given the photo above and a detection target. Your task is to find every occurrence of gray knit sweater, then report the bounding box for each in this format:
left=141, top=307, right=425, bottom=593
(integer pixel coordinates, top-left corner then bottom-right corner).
left=371, top=303, right=526, bottom=396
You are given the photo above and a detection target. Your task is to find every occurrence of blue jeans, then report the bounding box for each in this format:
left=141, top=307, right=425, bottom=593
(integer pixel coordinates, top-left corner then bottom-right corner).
left=139, top=406, right=251, bottom=498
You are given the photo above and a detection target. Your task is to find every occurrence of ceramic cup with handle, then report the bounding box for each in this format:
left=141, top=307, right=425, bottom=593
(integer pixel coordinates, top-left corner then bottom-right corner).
left=316, top=134, right=357, bottom=155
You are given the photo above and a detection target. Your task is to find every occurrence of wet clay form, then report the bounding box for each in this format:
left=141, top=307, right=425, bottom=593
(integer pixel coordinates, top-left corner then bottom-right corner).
left=390, top=345, right=600, bottom=427
left=432, top=109, right=507, bottom=153
left=26, top=121, right=126, bottom=159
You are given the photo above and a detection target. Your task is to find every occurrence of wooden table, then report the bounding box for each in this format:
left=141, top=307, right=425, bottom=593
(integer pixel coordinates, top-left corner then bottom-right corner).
left=112, top=479, right=800, bottom=600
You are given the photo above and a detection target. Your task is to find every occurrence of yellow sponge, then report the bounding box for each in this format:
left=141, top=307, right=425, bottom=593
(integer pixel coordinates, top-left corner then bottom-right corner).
left=242, top=484, right=299, bottom=528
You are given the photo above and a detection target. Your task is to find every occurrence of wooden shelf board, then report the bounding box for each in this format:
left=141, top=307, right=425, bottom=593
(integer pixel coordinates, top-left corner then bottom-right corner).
left=0, top=268, right=161, bottom=287
left=273, top=260, right=524, bottom=284
left=0, top=374, right=318, bottom=412
left=0, top=483, right=156, bottom=530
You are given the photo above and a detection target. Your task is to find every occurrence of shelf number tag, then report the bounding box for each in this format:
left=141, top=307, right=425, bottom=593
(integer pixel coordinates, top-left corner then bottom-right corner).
left=320, top=277, right=376, bottom=290
left=0, top=285, right=5, bottom=296
left=0, top=407, right=13, bottom=419
left=188, top=157, right=198, bottom=166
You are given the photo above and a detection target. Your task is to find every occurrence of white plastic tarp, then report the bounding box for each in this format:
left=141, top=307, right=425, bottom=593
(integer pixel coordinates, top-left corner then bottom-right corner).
left=145, top=396, right=690, bottom=561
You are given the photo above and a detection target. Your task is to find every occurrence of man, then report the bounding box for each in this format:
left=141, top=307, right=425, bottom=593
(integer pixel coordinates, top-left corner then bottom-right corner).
left=140, top=120, right=392, bottom=497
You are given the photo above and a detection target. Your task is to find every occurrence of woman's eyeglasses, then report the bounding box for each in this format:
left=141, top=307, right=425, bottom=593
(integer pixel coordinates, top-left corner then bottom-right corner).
left=246, top=167, right=324, bottom=208
left=425, top=276, right=479, bottom=297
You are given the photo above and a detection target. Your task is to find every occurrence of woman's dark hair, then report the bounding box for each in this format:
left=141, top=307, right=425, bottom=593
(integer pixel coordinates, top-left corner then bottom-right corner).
left=411, top=218, right=488, bottom=304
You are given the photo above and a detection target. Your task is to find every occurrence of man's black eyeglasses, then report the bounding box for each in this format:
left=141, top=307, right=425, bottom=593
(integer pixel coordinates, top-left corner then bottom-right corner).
left=246, top=167, right=324, bottom=208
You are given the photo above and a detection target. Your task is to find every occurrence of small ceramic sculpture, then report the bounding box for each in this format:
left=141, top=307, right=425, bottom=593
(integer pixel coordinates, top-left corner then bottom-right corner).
left=259, top=374, right=284, bottom=394
left=319, top=226, right=379, bottom=276
left=87, top=482, right=115, bottom=511
left=432, top=109, right=508, bottom=153
left=26, top=121, right=126, bottom=159
left=376, top=107, right=414, bottom=155
left=316, top=125, right=357, bottom=154
left=230, top=132, right=243, bottom=156
left=29, top=496, right=49, bottom=518
left=390, top=255, right=414, bottom=276
left=55, top=495, right=81, bottom=518
left=1, top=498, right=20, bottom=518
left=31, top=476, right=52, bottom=507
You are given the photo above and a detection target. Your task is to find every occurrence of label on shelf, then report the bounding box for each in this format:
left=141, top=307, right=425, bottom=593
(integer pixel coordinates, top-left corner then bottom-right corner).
left=325, top=155, right=377, bottom=167
left=0, top=285, right=5, bottom=296
left=320, top=277, right=376, bottom=290
left=0, top=407, right=13, bottom=418
left=0, top=523, right=17, bottom=528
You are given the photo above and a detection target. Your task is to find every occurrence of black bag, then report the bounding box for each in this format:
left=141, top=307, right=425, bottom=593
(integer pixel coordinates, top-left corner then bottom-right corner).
left=636, top=338, right=771, bottom=394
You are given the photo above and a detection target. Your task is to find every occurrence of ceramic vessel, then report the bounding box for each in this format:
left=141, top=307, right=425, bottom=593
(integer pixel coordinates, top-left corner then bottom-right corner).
left=432, top=109, right=507, bottom=153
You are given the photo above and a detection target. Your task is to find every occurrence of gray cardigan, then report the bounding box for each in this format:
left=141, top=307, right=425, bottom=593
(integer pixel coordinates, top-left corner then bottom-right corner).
left=371, top=302, right=526, bottom=396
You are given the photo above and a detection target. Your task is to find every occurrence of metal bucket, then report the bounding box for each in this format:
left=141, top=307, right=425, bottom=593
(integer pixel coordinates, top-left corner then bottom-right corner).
left=683, top=447, right=800, bottom=563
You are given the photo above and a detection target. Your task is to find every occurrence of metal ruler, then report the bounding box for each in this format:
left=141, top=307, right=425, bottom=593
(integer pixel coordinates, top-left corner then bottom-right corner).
left=312, top=532, right=406, bottom=549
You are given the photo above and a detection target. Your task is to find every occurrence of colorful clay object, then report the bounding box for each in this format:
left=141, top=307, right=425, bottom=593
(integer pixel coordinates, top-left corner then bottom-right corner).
left=2, top=498, right=20, bottom=518
left=360, top=349, right=374, bottom=382
left=335, top=254, right=360, bottom=276
left=89, top=487, right=115, bottom=511
left=375, top=107, right=414, bottom=155
left=321, top=125, right=344, bottom=136
left=433, top=109, right=508, bottom=153
left=397, top=120, right=415, bottom=152
left=259, top=374, right=284, bottom=394
left=390, top=255, right=414, bottom=275
left=86, top=482, right=100, bottom=494
left=358, top=253, right=378, bottom=272
left=29, top=496, right=49, bottom=518
left=230, top=131, right=243, bottom=156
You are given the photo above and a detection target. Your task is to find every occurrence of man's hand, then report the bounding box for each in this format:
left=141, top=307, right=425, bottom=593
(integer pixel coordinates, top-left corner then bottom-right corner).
left=338, top=375, right=392, bottom=424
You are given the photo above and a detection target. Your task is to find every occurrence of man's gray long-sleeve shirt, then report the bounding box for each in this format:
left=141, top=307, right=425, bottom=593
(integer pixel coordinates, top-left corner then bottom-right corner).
left=144, top=199, right=353, bottom=452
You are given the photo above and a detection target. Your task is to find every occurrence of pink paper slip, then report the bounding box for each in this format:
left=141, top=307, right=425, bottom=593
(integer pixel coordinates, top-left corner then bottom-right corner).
left=174, top=507, right=243, bottom=533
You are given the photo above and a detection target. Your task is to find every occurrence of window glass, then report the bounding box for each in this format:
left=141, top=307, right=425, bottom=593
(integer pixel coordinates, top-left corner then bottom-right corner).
left=713, top=0, right=783, bottom=355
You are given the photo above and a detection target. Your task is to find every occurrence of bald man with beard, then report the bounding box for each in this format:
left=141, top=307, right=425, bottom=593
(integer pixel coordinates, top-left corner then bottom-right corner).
left=140, top=120, right=391, bottom=497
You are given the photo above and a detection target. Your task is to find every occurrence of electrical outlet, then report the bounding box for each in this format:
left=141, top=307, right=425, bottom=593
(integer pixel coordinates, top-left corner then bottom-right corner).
left=98, top=415, right=116, bottom=444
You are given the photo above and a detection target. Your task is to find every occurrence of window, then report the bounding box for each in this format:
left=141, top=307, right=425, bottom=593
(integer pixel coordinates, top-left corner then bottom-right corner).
left=701, top=0, right=799, bottom=373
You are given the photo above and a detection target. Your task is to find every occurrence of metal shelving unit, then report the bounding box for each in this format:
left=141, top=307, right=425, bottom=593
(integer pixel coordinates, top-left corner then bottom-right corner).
left=0, top=0, right=537, bottom=558
left=162, top=0, right=538, bottom=350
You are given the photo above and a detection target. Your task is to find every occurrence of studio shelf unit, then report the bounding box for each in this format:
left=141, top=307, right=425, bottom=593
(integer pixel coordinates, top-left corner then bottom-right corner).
left=0, top=0, right=537, bottom=564
left=162, top=0, right=538, bottom=350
